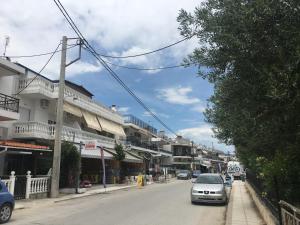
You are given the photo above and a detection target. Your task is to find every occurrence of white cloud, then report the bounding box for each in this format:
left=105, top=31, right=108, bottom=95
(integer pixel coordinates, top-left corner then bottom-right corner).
left=192, top=104, right=206, bottom=113
left=143, top=109, right=169, bottom=118
left=158, top=86, right=200, bottom=105
left=118, top=107, right=130, bottom=114
left=178, top=123, right=234, bottom=152
left=0, top=0, right=201, bottom=78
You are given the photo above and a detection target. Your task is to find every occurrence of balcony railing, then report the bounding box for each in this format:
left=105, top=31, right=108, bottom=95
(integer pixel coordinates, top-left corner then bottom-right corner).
left=0, top=93, right=19, bottom=113
left=18, top=77, right=123, bottom=124
left=122, top=136, right=159, bottom=151
left=13, top=121, right=115, bottom=148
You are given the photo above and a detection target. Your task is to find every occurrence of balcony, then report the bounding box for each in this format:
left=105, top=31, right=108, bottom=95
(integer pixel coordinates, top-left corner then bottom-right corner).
left=124, top=114, right=157, bottom=135
left=18, top=77, right=123, bottom=124
left=0, top=93, right=20, bottom=121
left=122, top=136, right=159, bottom=151
left=13, top=121, right=115, bottom=149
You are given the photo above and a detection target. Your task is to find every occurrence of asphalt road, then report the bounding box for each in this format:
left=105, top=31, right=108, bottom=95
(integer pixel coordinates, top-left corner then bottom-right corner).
left=10, top=180, right=226, bottom=225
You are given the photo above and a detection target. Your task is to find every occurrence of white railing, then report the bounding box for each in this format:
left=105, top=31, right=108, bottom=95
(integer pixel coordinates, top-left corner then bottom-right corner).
left=280, top=200, right=300, bottom=225
left=18, top=77, right=58, bottom=98
left=0, top=171, right=15, bottom=195
left=30, top=177, right=50, bottom=194
left=13, top=121, right=115, bottom=147
left=18, top=77, right=123, bottom=124
left=14, top=121, right=55, bottom=139
left=26, top=171, right=50, bottom=198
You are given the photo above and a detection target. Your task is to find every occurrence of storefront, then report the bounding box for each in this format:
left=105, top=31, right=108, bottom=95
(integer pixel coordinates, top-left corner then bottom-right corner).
left=0, top=141, right=52, bottom=176
left=80, top=146, right=143, bottom=184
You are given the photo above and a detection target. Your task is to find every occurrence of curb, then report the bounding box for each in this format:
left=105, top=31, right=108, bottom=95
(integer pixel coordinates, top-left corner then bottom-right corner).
left=54, top=185, right=137, bottom=203
left=14, top=205, right=25, bottom=210
left=225, top=185, right=235, bottom=225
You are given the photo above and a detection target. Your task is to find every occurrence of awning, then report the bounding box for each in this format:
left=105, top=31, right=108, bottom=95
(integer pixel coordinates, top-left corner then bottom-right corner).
left=81, top=149, right=114, bottom=159
left=0, top=140, right=52, bottom=154
left=63, top=102, right=82, bottom=117
left=82, top=110, right=102, bottom=131
left=104, top=149, right=143, bottom=163
left=97, top=116, right=125, bottom=137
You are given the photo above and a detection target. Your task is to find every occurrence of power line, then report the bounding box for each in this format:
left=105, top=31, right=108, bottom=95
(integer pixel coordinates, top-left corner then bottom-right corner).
left=1, top=44, right=77, bottom=59
left=15, top=43, right=61, bottom=95
left=94, top=36, right=193, bottom=59
left=53, top=0, right=178, bottom=136
left=83, top=46, right=191, bottom=71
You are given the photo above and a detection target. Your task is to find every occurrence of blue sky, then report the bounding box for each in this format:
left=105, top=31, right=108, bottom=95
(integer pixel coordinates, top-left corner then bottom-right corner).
left=0, top=0, right=234, bottom=152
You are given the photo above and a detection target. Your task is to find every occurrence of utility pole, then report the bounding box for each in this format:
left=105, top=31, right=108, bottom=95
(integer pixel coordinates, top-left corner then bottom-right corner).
left=50, top=36, right=67, bottom=198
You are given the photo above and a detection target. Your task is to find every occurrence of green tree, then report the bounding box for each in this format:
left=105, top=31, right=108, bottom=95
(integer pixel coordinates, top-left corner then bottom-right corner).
left=178, top=0, right=300, bottom=204
left=114, top=144, right=125, bottom=183
left=59, top=142, right=80, bottom=188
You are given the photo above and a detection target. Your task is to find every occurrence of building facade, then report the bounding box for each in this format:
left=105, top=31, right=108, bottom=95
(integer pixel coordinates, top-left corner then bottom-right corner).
left=0, top=58, right=142, bottom=185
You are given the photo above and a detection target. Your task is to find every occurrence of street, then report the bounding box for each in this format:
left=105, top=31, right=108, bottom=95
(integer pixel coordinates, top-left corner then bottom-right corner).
left=9, top=180, right=226, bottom=225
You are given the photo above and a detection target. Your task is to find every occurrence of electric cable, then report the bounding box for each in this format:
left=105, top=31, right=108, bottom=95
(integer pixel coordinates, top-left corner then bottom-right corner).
left=2, top=44, right=77, bottom=59
left=15, top=43, right=62, bottom=95
left=53, top=0, right=178, bottom=136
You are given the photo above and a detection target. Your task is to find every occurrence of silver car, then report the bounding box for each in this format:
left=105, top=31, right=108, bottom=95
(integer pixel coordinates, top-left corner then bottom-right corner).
left=191, top=173, right=227, bottom=204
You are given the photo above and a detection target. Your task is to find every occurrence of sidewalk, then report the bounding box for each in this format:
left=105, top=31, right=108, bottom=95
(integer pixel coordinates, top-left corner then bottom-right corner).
left=226, top=180, right=265, bottom=225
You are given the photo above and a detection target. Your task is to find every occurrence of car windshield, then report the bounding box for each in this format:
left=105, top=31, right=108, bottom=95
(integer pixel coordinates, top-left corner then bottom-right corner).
left=179, top=170, right=189, bottom=173
left=195, top=175, right=223, bottom=184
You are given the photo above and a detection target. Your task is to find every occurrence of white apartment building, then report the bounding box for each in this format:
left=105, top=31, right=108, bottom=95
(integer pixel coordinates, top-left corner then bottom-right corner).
left=123, top=114, right=172, bottom=174
left=0, top=58, right=142, bottom=181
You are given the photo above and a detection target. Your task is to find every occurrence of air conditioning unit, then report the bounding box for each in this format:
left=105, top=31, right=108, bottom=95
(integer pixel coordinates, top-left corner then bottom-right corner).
left=40, top=99, right=49, bottom=109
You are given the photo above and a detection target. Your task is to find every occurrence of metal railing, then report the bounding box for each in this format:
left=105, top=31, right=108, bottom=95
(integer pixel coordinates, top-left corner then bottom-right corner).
left=280, top=201, right=300, bottom=225
left=246, top=170, right=279, bottom=219
left=0, top=93, right=19, bottom=113
left=122, top=136, right=159, bottom=151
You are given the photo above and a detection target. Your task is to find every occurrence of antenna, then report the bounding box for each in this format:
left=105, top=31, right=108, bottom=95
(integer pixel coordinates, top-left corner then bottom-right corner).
left=3, top=36, right=10, bottom=56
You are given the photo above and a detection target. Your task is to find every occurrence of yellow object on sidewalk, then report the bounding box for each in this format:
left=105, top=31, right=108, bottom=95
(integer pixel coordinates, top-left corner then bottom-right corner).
left=137, top=175, right=143, bottom=187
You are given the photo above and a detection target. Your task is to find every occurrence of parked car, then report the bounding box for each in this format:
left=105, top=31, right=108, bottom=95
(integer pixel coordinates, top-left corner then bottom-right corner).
left=191, top=173, right=227, bottom=204
left=0, top=180, right=15, bottom=223
left=176, top=170, right=191, bottom=180
left=192, top=170, right=201, bottom=178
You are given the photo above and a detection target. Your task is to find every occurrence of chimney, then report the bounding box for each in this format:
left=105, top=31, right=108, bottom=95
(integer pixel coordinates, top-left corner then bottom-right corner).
left=111, top=104, right=117, bottom=112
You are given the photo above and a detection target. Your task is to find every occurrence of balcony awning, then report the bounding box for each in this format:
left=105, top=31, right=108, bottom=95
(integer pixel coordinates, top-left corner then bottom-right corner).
left=82, top=110, right=102, bottom=131
left=97, top=116, right=126, bottom=137
left=63, top=102, right=82, bottom=118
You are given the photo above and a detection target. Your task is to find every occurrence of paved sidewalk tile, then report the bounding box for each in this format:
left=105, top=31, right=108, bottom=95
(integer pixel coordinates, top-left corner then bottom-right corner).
left=227, top=180, right=265, bottom=225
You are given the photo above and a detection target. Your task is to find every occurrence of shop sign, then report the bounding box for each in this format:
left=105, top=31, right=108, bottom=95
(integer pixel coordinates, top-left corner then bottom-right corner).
left=85, top=140, right=97, bottom=150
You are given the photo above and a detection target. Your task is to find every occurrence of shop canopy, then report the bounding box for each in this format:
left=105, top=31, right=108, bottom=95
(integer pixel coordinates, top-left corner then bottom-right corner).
left=104, top=148, right=143, bottom=163
left=63, top=102, right=82, bottom=117
left=0, top=140, right=52, bottom=153
left=97, top=116, right=126, bottom=137
left=82, top=110, right=102, bottom=131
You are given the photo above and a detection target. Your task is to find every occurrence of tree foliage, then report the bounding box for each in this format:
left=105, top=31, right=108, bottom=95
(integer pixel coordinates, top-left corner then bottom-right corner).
left=60, top=142, right=80, bottom=188
left=178, top=0, right=300, bottom=203
left=114, top=144, right=125, bottom=161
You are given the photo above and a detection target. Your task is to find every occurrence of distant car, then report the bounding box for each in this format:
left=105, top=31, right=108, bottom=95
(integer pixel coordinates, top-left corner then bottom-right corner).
left=191, top=173, right=227, bottom=204
left=0, top=180, right=15, bottom=223
left=192, top=170, right=201, bottom=178
left=176, top=170, right=191, bottom=180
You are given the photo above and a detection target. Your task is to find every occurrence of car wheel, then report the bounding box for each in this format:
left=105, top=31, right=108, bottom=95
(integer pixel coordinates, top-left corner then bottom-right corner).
left=0, top=203, right=12, bottom=224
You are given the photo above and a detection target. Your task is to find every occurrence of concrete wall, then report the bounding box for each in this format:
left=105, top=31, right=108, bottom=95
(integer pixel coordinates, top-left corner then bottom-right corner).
left=245, top=181, right=279, bottom=225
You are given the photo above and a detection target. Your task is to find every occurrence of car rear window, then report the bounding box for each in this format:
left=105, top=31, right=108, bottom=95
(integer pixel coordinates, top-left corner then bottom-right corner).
left=195, top=175, right=223, bottom=184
